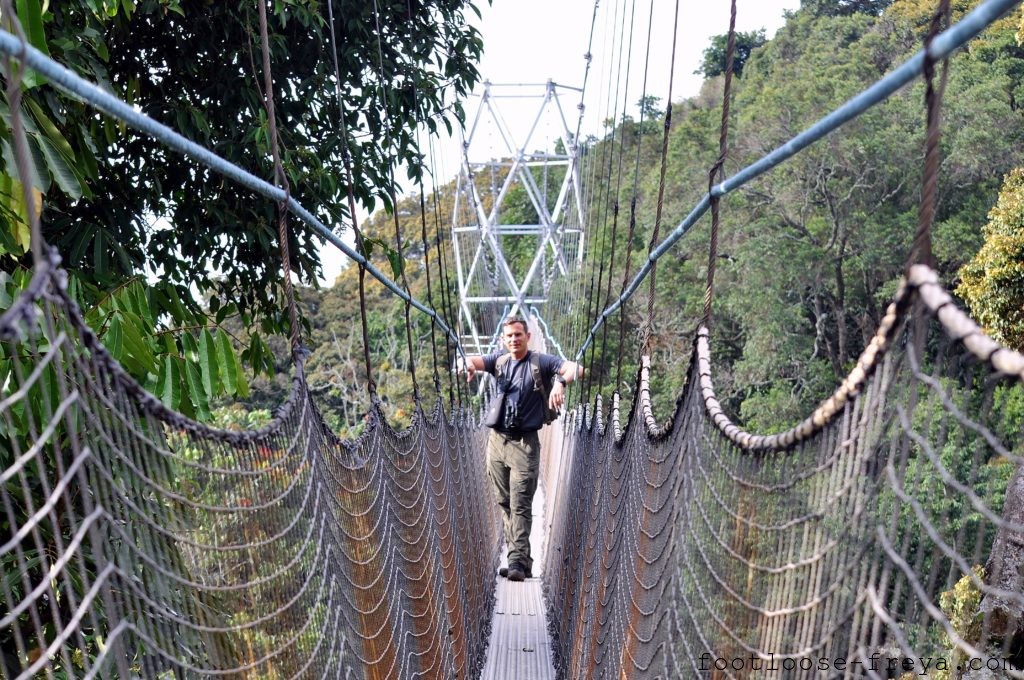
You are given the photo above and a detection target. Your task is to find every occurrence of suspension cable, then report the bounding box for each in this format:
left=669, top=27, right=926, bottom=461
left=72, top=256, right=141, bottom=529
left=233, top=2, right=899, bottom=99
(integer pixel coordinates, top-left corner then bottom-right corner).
left=376, top=1, right=424, bottom=400
left=326, top=0, right=378, bottom=399
left=596, top=0, right=641, bottom=395
left=418, top=187, right=442, bottom=395
left=584, top=0, right=630, bottom=401
left=427, top=134, right=463, bottom=406
left=569, top=0, right=613, bottom=358
left=614, top=0, right=661, bottom=393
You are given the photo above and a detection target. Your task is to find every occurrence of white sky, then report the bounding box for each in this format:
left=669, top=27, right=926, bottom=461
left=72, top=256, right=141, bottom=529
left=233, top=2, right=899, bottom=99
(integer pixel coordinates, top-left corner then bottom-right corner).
left=319, top=0, right=800, bottom=284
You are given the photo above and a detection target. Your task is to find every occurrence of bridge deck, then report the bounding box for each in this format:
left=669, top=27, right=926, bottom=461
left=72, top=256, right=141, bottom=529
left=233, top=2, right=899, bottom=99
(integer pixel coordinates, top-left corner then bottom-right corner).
left=480, top=484, right=556, bottom=680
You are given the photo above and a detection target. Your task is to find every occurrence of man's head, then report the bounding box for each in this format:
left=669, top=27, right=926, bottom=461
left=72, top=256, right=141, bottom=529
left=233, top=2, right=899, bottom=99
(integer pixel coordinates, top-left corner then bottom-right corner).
left=502, top=316, right=530, bottom=359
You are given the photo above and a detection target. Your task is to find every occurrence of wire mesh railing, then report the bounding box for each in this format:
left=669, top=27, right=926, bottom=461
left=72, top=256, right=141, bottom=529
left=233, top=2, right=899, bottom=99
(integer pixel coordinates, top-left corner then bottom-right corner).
left=0, top=250, right=499, bottom=678
left=544, top=267, right=1024, bottom=678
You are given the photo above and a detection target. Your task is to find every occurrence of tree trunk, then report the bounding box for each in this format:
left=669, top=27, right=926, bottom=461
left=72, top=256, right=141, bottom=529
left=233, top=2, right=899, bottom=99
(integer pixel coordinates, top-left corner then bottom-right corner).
left=834, top=234, right=849, bottom=369
left=981, top=464, right=1024, bottom=638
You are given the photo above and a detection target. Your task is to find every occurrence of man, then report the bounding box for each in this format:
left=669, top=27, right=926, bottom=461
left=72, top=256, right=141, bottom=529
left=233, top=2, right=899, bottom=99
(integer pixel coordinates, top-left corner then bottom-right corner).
left=456, top=315, right=583, bottom=582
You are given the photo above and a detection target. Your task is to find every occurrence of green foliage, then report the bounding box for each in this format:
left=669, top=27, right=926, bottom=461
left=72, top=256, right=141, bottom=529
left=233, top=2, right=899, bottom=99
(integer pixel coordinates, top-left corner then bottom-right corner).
left=802, top=0, right=894, bottom=16
left=1, top=0, right=486, bottom=335
left=269, top=187, right=463, bottom=431
left=696, top=29, right=767, bottom=79
left=888, top=0, right=1012, bottom=31
left=881, top=376, right=1013, bottom=573
left=78, top=276, right=252, bottom=420
left=931, top=566, right=985, bottom=680
left=163, top=403, right=317, bottom=677
left=940, top=566, right=985, bottom=644
left=210, top=403, right=274, bottom=431
left=0, top=0, right=488, bottom=430
left=993, top=383, right=1024, bottom=442
left=957, top=168, right=1024, bottom=351
left=738, top=361, right=835, bottom=433
left=637, top=95, right=662, bottom=121
left=635, top=95, right=664, bottom=134
left=573, top=0, right=1024, bottom=431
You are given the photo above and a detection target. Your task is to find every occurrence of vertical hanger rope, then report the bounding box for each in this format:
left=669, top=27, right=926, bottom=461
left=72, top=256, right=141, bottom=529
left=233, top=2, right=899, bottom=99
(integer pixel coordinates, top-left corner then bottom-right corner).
left=256, top=0, right=300, bottom=353
left=701, top=0, right=738, bottom=330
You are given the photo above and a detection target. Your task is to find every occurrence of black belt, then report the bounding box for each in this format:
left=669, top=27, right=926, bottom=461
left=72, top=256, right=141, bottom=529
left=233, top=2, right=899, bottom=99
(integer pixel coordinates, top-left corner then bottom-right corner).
left=494, top=429, right=535, bottom=441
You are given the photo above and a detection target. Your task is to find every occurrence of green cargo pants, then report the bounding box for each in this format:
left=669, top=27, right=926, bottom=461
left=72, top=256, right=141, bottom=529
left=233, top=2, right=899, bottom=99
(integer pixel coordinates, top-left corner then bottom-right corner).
left=486, top=429, right=541, bottom=573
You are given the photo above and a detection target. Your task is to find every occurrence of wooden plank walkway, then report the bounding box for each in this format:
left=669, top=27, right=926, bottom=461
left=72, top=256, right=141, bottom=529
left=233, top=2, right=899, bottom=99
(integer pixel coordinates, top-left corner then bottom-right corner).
left=480, top=485, right=557, bottom=680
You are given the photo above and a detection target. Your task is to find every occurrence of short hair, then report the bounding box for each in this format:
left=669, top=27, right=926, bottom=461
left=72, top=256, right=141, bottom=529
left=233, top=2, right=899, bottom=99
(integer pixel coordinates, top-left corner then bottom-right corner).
left=502, top=316, right=529, bottom=334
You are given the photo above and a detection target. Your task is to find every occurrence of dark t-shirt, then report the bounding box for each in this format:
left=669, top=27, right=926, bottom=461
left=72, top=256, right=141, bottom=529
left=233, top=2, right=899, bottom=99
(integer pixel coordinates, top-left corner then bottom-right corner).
left=482, top=350, right=564, bottom=432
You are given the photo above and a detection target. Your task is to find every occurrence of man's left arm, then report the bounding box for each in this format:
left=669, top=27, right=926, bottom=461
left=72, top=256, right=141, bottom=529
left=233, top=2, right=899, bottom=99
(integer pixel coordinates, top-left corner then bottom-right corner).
left=548, top=360, right=583, bottom=410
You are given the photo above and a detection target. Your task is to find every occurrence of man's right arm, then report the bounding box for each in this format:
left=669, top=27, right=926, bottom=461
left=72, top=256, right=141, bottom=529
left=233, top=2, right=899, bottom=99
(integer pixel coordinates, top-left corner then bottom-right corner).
left=456, top=355, right=486, bottom=382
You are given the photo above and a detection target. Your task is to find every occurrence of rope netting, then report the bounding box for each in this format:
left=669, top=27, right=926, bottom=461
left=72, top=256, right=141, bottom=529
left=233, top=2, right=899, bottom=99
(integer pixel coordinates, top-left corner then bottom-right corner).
left=535, top=0, right=1024, bottom=676
left=0, top=252, right=498, bottom=678
left=543, top=267, right=1024, bottom=678
left=0, top=0, right=510, bottom=674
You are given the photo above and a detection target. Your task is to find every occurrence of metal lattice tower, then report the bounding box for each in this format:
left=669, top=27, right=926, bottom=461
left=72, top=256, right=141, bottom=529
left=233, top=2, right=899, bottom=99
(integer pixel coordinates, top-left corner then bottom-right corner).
left=451, top=80, right=585, bottom=356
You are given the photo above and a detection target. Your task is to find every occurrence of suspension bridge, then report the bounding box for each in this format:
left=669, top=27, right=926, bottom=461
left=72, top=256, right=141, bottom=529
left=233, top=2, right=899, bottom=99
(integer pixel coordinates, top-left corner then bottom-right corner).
left=3, top=0, right=1024, bottom=678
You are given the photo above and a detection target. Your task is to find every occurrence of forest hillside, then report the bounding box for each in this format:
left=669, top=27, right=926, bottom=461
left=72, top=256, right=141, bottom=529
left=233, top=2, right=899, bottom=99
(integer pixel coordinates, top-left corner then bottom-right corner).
left=271, top=0, right=1024, bottom=434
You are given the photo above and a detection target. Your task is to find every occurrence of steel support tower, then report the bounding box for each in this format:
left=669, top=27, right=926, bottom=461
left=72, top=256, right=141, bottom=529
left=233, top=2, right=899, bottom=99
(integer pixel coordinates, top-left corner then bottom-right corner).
left=451, top=80, right=585, bottom=356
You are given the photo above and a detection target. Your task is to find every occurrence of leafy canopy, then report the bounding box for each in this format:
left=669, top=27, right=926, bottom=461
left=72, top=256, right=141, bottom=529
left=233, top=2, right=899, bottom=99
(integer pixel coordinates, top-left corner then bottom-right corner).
left=572, top=0, right=1024, bottom=429
left=957, top=168, right=1024, bottom=351
left=0, top=0, right=487, bottom=416
left=29, top=0, right=485, bottom=326
left=801, top=0, right=894, bottom=17
left=695, top=29, right=767, bottom=79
